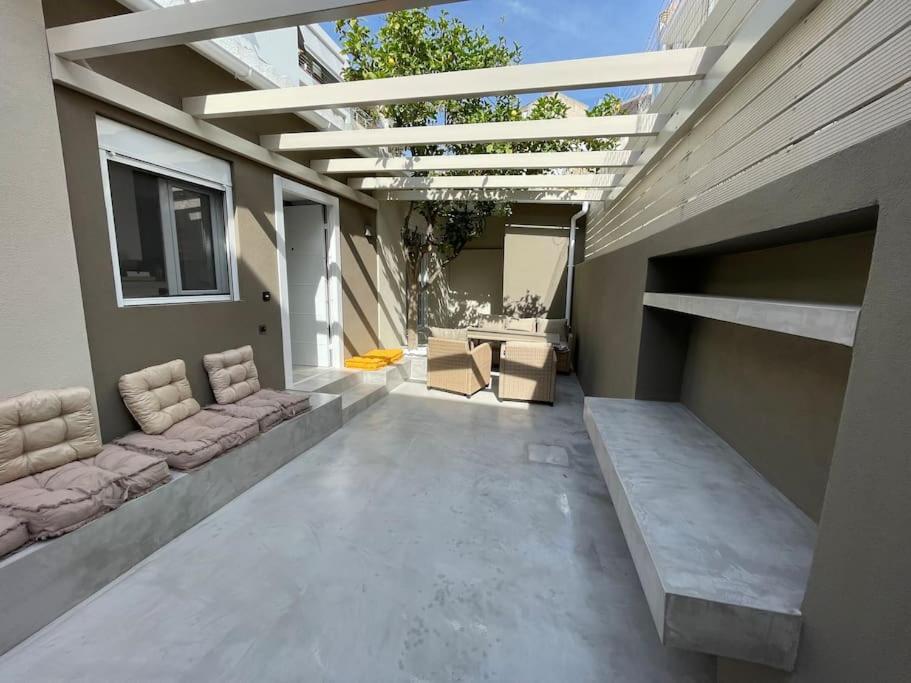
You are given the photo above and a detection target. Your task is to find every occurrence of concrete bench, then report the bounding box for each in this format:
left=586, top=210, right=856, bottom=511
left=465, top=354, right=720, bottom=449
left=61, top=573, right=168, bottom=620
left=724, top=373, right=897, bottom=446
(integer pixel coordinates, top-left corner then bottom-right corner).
left=583, top=398, right=816, bottom=670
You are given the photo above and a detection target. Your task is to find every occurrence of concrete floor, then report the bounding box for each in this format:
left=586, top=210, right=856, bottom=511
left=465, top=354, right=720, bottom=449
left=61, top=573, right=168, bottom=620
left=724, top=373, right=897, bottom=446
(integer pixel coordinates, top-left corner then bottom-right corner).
left=0, top=377, right=714, bottom=682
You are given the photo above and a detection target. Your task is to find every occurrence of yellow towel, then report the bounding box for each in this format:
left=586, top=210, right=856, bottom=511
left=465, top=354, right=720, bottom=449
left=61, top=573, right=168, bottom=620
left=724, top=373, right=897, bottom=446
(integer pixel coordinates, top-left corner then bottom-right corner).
left=365, top=348, right=404, bottom=363
left=345, top=356, right=387, bottom=370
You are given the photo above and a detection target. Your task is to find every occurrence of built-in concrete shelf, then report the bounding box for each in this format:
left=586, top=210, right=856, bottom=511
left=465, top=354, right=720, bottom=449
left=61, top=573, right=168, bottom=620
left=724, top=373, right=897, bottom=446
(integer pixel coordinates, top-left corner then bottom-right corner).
left=643, top=292, right=860, bottom=346
left=583, top=398, right=817, bottom=671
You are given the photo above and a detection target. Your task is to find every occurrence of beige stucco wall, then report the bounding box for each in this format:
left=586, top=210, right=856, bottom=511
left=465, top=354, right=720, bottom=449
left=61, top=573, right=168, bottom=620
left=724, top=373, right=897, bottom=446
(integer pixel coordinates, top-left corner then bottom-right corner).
left=0, top=0, right=95, bottom=402
left=503, top=228, right=569, bottom=318
left=376, top=201, right=408, bottom=347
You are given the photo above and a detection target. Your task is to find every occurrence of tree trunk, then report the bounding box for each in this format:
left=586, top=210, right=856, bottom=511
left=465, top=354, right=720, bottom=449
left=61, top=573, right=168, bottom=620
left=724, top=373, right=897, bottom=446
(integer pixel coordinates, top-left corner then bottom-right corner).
left=406, top=258, right=421, bottom=350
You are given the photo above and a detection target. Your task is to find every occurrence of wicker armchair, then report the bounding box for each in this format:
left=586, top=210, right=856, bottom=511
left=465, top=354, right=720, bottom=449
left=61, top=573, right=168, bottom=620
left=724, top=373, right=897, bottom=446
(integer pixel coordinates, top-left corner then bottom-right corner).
left=499, top=342, right=557, bottom=404
left=427, top=338, right=492, bottom=397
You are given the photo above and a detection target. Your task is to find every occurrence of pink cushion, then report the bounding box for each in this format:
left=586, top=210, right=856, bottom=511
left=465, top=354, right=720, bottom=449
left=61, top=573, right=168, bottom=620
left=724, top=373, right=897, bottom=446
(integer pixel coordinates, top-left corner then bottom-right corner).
left=0, top=514, right=28, bottom=558
left=243, top=389, right=311, bottom=420
left=207, top=401, right=283, bottom=432
left=0, top=462, right=125, bottom=540
left=163, top=410, right=259, bottom=451
left=115, top=432, right=221, bottom=471
left=114, top=409, right=258, bottom=471
left=85, top=445, right=170, bottom=498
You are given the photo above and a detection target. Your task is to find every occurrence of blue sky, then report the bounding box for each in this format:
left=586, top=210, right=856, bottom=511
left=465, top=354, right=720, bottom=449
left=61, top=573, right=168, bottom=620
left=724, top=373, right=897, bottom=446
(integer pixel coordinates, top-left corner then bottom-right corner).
left=323, top=0, right=668, bottom=106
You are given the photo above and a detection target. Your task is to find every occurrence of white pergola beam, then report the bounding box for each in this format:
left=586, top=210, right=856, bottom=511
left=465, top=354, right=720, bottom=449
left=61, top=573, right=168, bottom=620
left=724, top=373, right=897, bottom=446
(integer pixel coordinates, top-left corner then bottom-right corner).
left=608, top=0, right=824, bottom=202
left=375, top=189, right=606, bottom=204
left=184, top=47, right=725, bottom=118
left=47, top=0, right=462, bottom=60
left=312, top=150, right=640, bottom=174
left=49, top=56, right=377, bottom=209
left=349, top=174, right=625, bottom=190
left=262, top=114, right=667, bottom=152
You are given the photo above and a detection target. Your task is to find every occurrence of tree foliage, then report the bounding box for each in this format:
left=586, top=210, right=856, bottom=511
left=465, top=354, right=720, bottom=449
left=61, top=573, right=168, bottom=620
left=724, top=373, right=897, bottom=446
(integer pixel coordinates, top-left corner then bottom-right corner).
left=336, top=10, right=623, bottom=345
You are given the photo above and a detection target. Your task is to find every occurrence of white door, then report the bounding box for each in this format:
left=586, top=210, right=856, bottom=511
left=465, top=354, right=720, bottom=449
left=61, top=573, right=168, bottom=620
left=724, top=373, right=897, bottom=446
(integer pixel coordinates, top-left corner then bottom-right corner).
left=285, top=204, right=331, bottom=367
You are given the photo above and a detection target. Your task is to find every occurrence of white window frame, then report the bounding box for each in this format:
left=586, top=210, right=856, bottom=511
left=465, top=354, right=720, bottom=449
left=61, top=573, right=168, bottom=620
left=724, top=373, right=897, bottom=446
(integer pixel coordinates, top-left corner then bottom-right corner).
left=96, top=117, right=239, bottom=307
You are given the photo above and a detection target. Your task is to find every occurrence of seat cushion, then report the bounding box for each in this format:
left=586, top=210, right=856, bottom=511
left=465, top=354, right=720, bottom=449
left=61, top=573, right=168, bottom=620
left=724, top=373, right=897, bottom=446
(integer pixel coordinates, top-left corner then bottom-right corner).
left=115, top=432, right=222, bottom=471
left=0, top=514, right=28, bottom=558
left=86, top=445, right=170, bottom=498
left=119, top=360, right=201, bottom=435
left=203, top=346, right=261, bottom=405
left=0, top=462, right=125, bottom=540
left=0, top=387, right=102, bottom=485
left=207, top=401, right=284, bottom=433
left=163, top=410, right=259, bottom=451
left=241, top=389, right=311, bottom=420
left=114, top=409, right=258, bottom=471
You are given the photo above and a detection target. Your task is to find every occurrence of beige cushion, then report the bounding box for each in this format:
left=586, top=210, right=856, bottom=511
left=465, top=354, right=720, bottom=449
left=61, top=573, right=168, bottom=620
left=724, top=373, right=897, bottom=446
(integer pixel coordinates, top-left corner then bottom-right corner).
left=203, top=345, right=261, bottom=405
left=115, top=409, right=258, bottom=471
left=87, top=446, right=170, bottom=498
left=119, top=360, right=200, bottom=435
left=115, top=432, right=222, bottom=472
left=477, top=315, right=509, bottom=331
left=506, top=317, right=536, bottom=332
left=428, top=326, right=468, bottom=341
left=207, top=401, right=283, bottom=432
left=536, top=318, right=567, bottom=336
left=0, top=387, right=102, bottom=485
left=249, top=389, right=311, bottom=420
left=0, top=461, right=125, bottom=540
left=0, top=514, right=28, bottom=558
left=208, top=389, right=311, bottom=431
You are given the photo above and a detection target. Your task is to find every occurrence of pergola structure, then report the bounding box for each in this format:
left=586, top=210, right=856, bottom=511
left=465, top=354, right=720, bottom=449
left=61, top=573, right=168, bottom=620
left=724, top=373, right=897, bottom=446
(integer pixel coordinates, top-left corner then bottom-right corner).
left=45, top=0, right=815, bottom=208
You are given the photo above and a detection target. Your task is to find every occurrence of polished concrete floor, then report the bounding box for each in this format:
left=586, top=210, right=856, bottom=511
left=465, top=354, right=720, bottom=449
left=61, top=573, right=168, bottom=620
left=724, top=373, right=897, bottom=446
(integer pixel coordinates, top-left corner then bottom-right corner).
left=0, top=377, right=714, bottom=682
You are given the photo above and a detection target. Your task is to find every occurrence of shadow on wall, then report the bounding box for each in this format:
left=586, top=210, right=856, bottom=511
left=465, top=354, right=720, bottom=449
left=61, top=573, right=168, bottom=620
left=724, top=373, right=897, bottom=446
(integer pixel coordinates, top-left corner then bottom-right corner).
left=503, top=292, right=549, bottom=318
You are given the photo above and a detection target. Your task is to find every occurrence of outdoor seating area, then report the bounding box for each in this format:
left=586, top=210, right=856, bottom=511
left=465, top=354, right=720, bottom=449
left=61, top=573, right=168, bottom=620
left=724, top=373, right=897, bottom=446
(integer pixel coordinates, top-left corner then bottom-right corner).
left=2, top=0, right=910, bottom=679
left=426, top=315, right=571, bottom=403
left=0, top=347, right=311, bottom=560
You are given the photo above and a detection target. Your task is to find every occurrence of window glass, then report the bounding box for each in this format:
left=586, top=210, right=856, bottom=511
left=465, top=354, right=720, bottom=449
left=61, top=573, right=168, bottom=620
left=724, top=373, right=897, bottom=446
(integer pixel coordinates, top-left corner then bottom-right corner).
left=107, top=161, right=229, bottom=300
left=172, top=186, right=218, bottom=291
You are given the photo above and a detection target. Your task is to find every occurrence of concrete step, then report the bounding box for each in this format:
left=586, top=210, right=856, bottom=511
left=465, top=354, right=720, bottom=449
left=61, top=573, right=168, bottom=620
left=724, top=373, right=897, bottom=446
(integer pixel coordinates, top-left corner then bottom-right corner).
left=341, top=382, right=388, bottom=422
left=362, top=363, right=408, bottom=390
left=292, top=368, right=362, bottom=395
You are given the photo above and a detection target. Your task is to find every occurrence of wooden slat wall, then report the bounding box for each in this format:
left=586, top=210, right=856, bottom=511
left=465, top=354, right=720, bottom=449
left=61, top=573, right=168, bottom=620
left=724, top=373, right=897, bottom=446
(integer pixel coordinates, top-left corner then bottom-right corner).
left=586, top=0, right=910, bottom=258
left=619, top=1, right=757, bottom=159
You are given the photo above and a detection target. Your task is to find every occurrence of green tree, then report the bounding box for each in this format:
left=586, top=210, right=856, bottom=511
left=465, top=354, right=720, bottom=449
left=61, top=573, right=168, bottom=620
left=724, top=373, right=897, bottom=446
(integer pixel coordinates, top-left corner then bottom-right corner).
left=337, top=9, right=521, bottom=347
left=337, top=11, right=623, bottom=347
left=586, top=93, right=623, bottom=151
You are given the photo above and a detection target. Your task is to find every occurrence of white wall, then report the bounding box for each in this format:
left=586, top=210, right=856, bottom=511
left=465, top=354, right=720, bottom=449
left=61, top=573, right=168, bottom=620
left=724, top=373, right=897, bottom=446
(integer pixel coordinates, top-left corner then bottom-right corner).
left=0, top=0, right=96, bottom=401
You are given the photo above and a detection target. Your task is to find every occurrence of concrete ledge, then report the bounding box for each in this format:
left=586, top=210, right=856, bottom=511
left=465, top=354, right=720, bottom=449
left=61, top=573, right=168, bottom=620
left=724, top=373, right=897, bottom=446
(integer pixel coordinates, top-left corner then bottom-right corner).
left=583, top=397, right=816, bottom=670
left=0, top=392, right=342, bottom=656
left=643, top=292, right=860, bottom=346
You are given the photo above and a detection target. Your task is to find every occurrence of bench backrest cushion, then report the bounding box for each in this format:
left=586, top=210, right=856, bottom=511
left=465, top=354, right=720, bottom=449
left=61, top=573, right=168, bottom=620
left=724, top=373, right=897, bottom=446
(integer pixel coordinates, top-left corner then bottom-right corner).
left=505, top=317, right=536, bottom=332
left=203, top=345, right=261, bottom=405
left=477, top=314, right=509, bottom=331
left=119, top=360, right=200, bottom=435
left=428, top=326, right=468, bottom=341
left=0, top=387, right=102, bottom=485
left=536, top=318, right=568, bottom=339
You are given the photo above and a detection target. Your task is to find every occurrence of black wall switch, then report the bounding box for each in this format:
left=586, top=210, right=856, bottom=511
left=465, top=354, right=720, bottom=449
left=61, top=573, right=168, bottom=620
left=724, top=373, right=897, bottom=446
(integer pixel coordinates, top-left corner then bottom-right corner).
left=258, top=325, right=267, bottom=335
left=262, top=291, right=271, bottom=302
